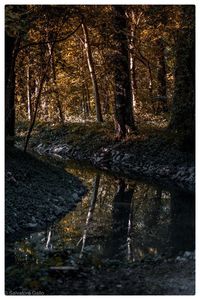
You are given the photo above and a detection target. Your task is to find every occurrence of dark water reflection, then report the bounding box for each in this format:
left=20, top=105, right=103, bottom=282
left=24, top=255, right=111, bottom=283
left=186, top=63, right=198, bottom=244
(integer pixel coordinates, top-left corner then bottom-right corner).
left=6, top=161, right=195, bottom=282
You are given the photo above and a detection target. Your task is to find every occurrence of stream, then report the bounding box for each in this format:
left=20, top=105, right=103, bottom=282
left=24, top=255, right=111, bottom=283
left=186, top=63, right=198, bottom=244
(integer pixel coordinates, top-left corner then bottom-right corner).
left=5, top=159, right=195, bottom=294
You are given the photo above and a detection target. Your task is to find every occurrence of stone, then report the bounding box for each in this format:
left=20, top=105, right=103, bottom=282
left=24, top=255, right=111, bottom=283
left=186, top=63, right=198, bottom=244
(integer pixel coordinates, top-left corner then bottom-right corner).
left=26, top=223, right=38, bottom=228
left=72, top=193, right=79, bottom=200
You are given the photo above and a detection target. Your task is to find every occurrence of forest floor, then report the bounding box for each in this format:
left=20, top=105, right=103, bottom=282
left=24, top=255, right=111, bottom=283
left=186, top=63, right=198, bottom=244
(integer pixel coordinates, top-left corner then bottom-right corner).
left=5, top=114, right=195, bottom=295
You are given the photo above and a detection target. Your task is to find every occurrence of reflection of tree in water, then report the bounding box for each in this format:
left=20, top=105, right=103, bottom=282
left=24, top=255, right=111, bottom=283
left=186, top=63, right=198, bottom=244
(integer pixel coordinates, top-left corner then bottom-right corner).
left=144, top=188, right=162, bottom=229
left=105, top=179, right=134, bottom=260
left=170, top=190, right=195, bottom=256
left=130, top=186, right=165, bottom=260
left=79, top=174, right=101, bottom=258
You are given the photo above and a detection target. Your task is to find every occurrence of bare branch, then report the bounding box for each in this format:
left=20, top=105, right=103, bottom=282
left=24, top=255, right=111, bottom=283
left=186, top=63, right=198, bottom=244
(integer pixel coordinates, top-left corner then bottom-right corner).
left=18, top=22, right=82, bottom=52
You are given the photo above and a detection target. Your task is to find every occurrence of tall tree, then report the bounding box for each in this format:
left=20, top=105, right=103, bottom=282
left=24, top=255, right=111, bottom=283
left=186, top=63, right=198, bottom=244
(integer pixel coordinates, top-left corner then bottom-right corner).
left=105, top=179, right=133, bottom=259
left=156, top=38, right=168, bottom=113
left=112, top=5, right=137, bottom=139
left=79, top=174, right=100, bottom=258
left=82, top=20, right=103, bottom=122
left=169, top=6, right=195, bottom=150
left=128, top=8, right=143, bottom=109
left=5, top=32, right=20, bottom=138
left=5, top=5, right=32, bottom=139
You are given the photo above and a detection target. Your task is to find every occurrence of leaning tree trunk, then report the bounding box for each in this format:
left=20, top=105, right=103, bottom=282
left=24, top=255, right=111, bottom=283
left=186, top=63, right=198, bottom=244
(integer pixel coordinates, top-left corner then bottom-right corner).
left=112, top=5, right=137, bottom=139
left=82, top=21, right=103, bottom=122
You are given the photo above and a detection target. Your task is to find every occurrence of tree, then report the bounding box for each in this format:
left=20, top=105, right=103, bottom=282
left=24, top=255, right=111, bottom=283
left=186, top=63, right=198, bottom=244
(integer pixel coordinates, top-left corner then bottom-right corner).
left=169, top=6, right=195, bottom=151
left=82, top=20, right=103, bottom=122
left=156, top=37, right=168, bottom=112
left=105, top=179, right=133, bottom=259
left=5, top=5, right=25, bottom=139
left=112, top=5, right=137, bottom=139
left=5, top=32, right=20, bottom=138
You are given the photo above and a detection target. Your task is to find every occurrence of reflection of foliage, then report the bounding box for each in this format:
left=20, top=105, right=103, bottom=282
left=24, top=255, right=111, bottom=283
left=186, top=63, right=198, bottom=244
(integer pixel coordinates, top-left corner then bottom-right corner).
left=6, top=163, right=194, bottom=293
left=10, top=167, right=173, bottom=268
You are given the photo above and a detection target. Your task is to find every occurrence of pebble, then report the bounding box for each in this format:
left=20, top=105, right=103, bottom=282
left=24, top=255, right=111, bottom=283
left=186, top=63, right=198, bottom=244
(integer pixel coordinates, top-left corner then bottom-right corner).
left=72, top=193, right=79, bottom=200
left=26, top=223, right=38, bottom=228
left=33, top=140, right=194, bottom=193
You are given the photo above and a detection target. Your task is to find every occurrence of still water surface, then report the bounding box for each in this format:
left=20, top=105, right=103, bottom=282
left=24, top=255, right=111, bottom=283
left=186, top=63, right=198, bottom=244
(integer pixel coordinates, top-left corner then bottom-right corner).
left=6, top=160, right=195, bottom=284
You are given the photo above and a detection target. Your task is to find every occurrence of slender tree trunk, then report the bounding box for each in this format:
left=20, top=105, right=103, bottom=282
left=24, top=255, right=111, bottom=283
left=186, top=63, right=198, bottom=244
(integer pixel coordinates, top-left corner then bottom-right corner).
left=112, top=5, right=137, bottom=139
left=84, top=81, right=91, bottom=114
left=5, top=33, right=20, bottom=139
left=47, top=38, right=65, bottom=125
left=81, top=84, right=88, bottom=120
left=79, top=174, right=101, bottom=258
left=130, top=56, right=137, bottom=109
left=24, top=40, right=58, bottom=152
left=26, top=58, right=32, bottom=121
left=82, top=21, right=103, bottom=122
left=24, top=71, right=47, bottom=152
left=156, top=38, right=168, bottom=113
left=147, top=61, right=154, bottom=112
left=129, top=15, right=138, bottom=109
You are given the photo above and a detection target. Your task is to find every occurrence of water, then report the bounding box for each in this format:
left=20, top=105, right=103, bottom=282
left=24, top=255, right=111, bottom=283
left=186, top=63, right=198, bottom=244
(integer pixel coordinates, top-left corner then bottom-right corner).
left=5, top=160, right=195, bottom=292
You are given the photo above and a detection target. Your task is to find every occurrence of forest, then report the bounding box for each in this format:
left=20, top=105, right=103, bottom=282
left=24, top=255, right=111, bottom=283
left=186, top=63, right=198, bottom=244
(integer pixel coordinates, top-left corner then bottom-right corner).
left=5, top=5, right=195, bottom=295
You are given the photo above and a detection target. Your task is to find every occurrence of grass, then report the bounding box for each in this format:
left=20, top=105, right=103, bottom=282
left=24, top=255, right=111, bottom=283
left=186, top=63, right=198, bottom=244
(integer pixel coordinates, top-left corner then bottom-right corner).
left=15, top=111, right=194, bottom=154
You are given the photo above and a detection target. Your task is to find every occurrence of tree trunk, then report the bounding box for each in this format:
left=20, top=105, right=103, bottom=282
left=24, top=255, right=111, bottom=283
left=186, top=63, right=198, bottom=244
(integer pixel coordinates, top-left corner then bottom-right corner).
left=82, top=21, right=103, bottom=122
left=79, top=174, right=100, bottom=258
left=112, top=5, right=137, bottom=139
left=5, top=33, right=20, bottom=139
left=47, top=38, right=65, bottom=125
left=169, top=6, right=195, bottom=151
left=129, top=12, right=138, bottom=109
left=24, top=71, right=47, bottom=152
left=156, top=38, right=168, bottom=113
left=105, top=179, right=133, bottom=259
left=26, top=59, right=32, bottom=121
left=130, top=56, right=137, bottom=109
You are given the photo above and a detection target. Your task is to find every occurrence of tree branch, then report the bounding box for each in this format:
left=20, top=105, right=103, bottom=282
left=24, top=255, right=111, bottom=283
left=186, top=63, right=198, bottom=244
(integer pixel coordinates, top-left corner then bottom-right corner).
left=18, top=22, right=82, bottom=52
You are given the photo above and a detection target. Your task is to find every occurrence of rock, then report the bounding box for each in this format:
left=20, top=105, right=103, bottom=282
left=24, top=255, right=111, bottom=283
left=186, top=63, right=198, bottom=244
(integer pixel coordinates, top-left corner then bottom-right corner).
left=72, top=193, right=79, bottom=200
left=26, top=223, right=38, bottom=229
left=32, top=216, right=37, bottom=223
left=183, top=251, right=194, bottom=259
left=96, top=157, right=102, bottom=162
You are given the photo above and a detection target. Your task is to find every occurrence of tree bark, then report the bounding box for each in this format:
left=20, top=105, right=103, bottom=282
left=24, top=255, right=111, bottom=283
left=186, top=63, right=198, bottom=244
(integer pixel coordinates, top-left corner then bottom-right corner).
left=169, top=6, right=195, bottom=151
left=5, top=33, right=20, bottom=139
left=129, top=10, right=139, bottom=109
left=79, top=174, right=100, bottom=258
left=105, top=179, right=133, bottom=259
left=82, top=21, right=103, bottom=122
left=130, top=56, right=137, bottom=109
left=156, top=38, right=168, bottom=113
left=52, top=58, right=65, bottom=125
left=26, top=58, right=32, bottom=121
left=112, top=5, right=137, bottom=139
left=46, top=32, right=65, bottom=125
